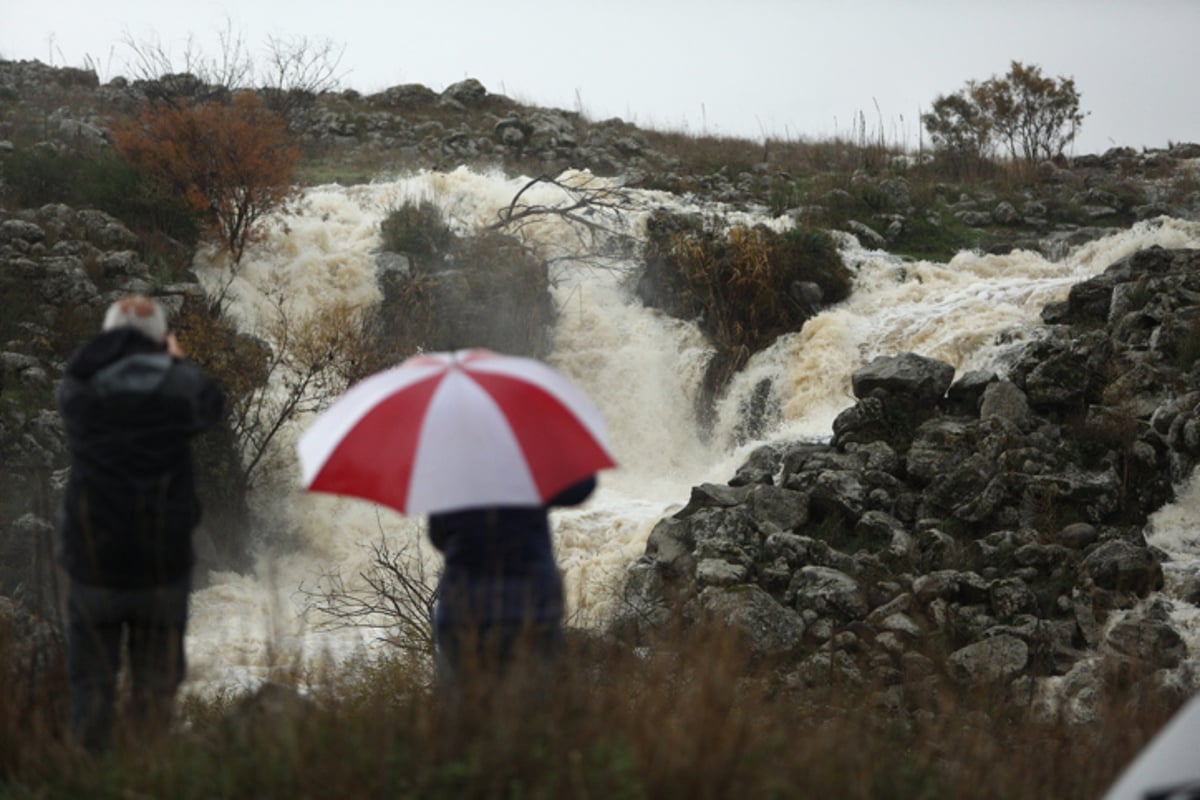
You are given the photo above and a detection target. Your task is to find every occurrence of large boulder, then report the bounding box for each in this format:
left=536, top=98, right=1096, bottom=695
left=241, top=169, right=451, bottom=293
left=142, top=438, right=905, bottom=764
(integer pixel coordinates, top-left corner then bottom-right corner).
left=851, top=352, right=956, bottom=406
left=949, top=635, right=1030, bottom=685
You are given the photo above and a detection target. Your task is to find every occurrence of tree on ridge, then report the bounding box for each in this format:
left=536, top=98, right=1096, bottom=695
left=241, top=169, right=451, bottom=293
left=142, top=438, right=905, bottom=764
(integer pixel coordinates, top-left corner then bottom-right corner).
left=111, top=91, right=299, bottom=279
left=923, top=61, right=1086, bottom=166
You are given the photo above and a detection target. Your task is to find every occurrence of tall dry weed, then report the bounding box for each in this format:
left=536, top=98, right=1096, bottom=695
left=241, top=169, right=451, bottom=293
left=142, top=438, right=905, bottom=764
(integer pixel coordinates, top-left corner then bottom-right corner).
left=0, top=612, right=1185, bottom=797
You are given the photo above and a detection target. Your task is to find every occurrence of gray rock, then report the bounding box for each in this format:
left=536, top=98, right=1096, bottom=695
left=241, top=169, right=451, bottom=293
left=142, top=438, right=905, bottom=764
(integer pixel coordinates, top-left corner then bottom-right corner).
left=844, top=220, right=887, bottom=249
left=729, top=444, right=779, bottom=486
left=643, top=517, right=695, bottom=578
left=789, top=566, right=868, bottom=621
left=744, top=484, right=808, bottom=532
left=676, top=483, right=751, bottom=518
left=877, top=612, right=924, bottom=639
left=851, top=352, right=955, bottom=405
left=955, top=210, right=994, bottom=227
left=1079, top=538, right=1163, bottom=594
left=949, top=634, right=1029, bottom=684
left=375, top=83, right=438, bottom=107
left=441, top=78, right=487, bottom=105
left=696, top=558, right=748, bottom=587
left=1104, top=608, right=1186, bottom=668
left=0, top=219, right=46, bottom=244
left=494, top=117, right=531, bottom=147
left=979, top=380, right=1032, bottom=427
left=992, top=201, right=1021, bottom=225
left=913, top=569, right=990, bottom=605
left=694, top=584, right=805, bottom=658
left=905, top=418, right=976, bottom=485
left=1057, top=522, right=1100, bottom=550
left=946, top=369, right=996, bottom=414
left=989, top=577, right=1038, bottom=619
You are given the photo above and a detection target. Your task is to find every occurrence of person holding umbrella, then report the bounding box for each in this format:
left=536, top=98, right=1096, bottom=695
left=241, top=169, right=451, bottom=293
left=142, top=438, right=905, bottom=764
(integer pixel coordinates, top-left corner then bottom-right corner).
left=427, top=474, right=596, bottom=685
left=298, top=348, right=616, bottom=688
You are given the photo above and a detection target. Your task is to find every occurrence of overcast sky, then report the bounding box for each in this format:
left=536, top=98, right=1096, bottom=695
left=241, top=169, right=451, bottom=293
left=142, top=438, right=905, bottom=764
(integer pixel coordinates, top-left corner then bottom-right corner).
left=2, top=0, right=1197, bottom=155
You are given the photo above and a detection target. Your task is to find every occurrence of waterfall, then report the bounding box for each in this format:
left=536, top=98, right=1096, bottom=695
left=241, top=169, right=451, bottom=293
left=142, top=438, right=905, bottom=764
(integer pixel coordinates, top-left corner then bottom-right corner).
left=182, top=167, right=1200, bottom=692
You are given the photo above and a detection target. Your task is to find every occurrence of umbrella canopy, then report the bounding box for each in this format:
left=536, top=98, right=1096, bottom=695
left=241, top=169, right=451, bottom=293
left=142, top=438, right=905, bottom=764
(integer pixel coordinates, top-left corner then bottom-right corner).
left=297, top=348, right=616, bottom=516
left=1102, top=693, right=1200, bottom=799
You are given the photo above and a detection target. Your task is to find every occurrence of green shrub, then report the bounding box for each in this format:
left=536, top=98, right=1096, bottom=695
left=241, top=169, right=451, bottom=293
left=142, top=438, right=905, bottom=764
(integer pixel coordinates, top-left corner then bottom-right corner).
left=445, top=230, right=555, bottom=354
left=0, top=273, right=41, bottom=349
left=767, top=179, right=804, bottom=216
left=776, top=227, right=852, bottom=300
left=888, top=209, right=983, bottom=261
left=76, top=154, right=201, bottom=246
left=364, top=204, right=556, bottom=371
left=0, top=145, right=81, bottom=207
left=380, top=200, right=453, bottom=263
left=0, top=147, right=200, bottom=245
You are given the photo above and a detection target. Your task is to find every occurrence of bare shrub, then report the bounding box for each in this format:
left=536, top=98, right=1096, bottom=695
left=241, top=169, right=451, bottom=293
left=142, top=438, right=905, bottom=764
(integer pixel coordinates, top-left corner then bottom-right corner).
left=299, top=527, right=439, bottom=660
left=118, top=20, right=253, bottom=107
left=176, top=295, right=367, bottom=489
left=0, top=601, right=66, bottom=772
left=256, top=34, right=346, bottom=123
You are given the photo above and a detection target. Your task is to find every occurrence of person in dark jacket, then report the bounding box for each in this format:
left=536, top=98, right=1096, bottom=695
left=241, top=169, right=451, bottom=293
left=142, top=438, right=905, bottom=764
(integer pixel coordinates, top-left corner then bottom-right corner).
left=58, top=295, right=223, bottom=752
left=428, top=476, right=596, bottom=687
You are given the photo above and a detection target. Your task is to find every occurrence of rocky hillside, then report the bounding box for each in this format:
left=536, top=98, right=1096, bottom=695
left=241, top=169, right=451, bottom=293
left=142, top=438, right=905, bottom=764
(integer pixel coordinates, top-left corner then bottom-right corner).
left=4, top=57, right=1199, bottom=260
left=3, top=59, right=1200, bottom=724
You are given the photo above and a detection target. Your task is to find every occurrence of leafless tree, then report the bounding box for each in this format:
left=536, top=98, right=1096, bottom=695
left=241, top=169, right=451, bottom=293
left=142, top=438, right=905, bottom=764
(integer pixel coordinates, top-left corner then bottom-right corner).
left=298, top=522, right=439, bottom=659
left=229, top=292, right=367, bottom=488
left=116, top=20, right=344, bottom=120
left=118, top=19, right=252, bottom=106
left=487, top=173, right=642, bottom=276
left=258, top=34, right=346, bottom=122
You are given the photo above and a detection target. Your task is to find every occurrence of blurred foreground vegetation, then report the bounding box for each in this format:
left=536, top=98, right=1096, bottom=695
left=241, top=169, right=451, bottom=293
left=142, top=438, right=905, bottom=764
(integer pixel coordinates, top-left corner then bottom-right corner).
left=0, top=620, right=1175, bottom=799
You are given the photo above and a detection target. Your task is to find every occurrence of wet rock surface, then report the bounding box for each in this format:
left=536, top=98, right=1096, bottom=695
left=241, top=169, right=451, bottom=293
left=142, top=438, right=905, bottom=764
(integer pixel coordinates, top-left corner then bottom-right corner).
left=613, top=248, right=1200, bottom=721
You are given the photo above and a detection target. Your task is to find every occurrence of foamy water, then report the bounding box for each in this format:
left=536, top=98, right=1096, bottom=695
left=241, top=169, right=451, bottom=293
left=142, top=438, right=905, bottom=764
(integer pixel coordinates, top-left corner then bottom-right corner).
left=1145, top=474, right=1200, bottom=658
left=182, top=168, right=1200, bottom=692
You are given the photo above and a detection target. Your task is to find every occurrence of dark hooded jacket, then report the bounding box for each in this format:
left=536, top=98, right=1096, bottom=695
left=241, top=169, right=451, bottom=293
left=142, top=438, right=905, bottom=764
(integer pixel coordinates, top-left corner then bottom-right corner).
left=57, top=328, right=224, bottom=588
left=428, top=477, right=596, bottom=634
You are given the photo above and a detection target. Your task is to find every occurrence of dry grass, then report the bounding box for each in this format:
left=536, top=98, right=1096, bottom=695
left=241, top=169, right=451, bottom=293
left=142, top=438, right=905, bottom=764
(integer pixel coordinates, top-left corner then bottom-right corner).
left=0, top=618, right=1180, bottom=799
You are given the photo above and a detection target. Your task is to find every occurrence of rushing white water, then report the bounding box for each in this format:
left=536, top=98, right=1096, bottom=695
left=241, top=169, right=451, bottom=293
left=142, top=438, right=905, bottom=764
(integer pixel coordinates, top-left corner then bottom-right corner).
left=1144, top=473, right=1200, bottom=659
left=182, top=166, right=1200, bottom=693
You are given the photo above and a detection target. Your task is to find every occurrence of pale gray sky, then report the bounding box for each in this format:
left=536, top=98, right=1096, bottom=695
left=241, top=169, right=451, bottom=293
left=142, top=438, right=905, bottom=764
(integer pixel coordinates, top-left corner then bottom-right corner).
left=2, top=0, right=1197, bottom=155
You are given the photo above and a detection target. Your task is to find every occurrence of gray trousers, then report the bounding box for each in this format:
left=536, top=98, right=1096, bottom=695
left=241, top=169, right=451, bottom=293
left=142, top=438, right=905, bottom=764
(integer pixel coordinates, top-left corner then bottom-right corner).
left=65, top=575, right=190, bottom=752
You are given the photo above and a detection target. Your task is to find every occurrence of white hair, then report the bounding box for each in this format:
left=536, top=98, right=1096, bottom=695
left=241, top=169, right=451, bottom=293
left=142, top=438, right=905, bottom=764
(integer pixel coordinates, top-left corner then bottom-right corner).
left=102, top=295, right=168, bottom=343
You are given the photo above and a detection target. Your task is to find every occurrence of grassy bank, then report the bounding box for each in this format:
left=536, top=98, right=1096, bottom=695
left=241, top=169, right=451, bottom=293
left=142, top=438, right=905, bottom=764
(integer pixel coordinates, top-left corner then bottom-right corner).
left=0, top=623, right=1177, bottom=798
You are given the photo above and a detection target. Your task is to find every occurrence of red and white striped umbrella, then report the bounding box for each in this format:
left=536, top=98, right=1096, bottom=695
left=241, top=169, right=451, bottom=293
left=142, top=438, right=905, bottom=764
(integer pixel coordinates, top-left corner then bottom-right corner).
left=297, top=349, right=616, bottom=516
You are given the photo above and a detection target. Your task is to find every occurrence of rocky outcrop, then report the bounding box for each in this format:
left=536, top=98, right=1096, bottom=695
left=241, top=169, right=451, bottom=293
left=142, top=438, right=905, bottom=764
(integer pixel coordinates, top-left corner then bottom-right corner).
left=614, top=246, right=1200, bottom=722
